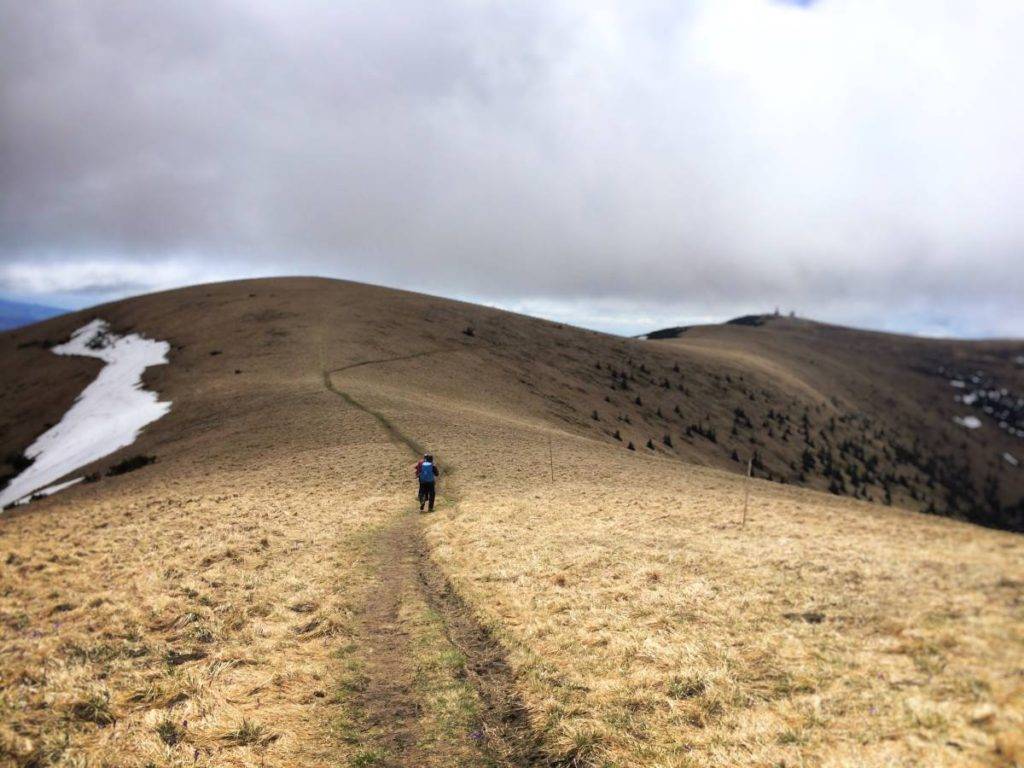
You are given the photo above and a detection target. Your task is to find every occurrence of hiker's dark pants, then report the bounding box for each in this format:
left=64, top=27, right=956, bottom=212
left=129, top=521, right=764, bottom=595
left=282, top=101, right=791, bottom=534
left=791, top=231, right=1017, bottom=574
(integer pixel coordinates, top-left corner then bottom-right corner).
left=418, top=481, right=436, bottom=510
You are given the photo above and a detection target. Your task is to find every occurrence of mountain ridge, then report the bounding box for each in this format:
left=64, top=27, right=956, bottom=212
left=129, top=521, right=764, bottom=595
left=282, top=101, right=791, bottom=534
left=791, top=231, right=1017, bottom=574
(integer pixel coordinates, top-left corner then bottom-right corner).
left=4, top=277, right=1023, bottom=530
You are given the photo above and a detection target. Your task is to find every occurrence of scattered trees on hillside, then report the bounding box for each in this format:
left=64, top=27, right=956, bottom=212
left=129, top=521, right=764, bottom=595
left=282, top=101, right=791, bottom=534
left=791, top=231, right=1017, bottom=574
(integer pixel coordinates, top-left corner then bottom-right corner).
left=581, top=345, right=1019, bottom=530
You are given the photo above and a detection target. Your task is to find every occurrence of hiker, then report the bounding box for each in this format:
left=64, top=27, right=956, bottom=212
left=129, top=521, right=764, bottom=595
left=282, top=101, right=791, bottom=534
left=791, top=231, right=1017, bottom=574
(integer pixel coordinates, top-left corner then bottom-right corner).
left=414, top=453, right=440, bottom=511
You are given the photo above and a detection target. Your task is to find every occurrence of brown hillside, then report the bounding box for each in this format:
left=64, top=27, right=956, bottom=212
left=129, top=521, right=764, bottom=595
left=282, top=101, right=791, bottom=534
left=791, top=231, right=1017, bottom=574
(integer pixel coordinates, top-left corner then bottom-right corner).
left=1, top=278, right=1022, bottom=768
left=644, top=315, right=1024, bottom=530
left=5, top=284, right=1022, bottom=530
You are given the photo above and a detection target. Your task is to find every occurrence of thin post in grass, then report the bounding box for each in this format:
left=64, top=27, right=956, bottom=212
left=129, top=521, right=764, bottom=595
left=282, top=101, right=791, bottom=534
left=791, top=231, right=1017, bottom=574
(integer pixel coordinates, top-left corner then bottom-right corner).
left=741, top=456, right=752, bottom=527
left=548, top=434, right=555, bottom=483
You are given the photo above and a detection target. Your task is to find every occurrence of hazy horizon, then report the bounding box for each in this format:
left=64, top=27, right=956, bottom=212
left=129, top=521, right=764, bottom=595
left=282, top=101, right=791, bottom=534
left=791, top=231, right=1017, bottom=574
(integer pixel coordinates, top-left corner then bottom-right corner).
left=4, top=274, right=1022, bottom=341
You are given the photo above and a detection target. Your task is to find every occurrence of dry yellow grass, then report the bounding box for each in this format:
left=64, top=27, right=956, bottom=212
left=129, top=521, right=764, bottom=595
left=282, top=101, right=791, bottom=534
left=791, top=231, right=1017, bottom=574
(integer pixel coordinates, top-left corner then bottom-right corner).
left=1, top=420, right=384, bottom=766
left=341, top=335, right=1024, bottom=767
left=2, top=277, right=1023, bottom=767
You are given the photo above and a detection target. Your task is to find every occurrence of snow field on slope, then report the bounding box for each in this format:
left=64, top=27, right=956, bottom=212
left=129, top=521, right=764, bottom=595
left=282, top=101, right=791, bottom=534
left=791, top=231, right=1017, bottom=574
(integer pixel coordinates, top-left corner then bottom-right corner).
left=0, top=320, right=171, bottom=507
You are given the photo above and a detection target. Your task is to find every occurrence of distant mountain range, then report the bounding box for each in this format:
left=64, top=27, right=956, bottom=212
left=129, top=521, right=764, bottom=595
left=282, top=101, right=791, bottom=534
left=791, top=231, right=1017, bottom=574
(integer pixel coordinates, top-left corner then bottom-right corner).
left=0, top=298, right=64, bottom=330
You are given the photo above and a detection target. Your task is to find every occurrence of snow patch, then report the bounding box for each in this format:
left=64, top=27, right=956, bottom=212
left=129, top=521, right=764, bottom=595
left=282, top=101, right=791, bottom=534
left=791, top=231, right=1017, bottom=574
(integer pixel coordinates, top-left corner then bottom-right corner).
left=950, top=379, right=966, bottom=388
left=0, top=320, right=171, bottom=508
left=953, top=415, right=983, bottom=430
left=1004, top=452, right=1019, bottom=467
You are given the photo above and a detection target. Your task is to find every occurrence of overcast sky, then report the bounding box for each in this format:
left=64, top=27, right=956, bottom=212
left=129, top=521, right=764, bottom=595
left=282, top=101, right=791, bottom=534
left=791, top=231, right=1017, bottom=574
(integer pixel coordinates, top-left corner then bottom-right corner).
left=2, top=0, right=1023, bottom=337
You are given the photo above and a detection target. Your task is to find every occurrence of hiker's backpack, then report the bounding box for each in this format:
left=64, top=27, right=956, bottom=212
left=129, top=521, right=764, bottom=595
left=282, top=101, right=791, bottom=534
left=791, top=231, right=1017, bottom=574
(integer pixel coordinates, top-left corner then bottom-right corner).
left=419, top=461, right=436, bottom=482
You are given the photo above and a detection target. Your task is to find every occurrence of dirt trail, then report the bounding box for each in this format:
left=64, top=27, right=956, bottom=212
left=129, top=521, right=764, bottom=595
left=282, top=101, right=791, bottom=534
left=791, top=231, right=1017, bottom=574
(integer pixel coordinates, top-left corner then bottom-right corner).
left=345, top=513, right=430, bottom=765
left=323, top=357, right=545, bottom=767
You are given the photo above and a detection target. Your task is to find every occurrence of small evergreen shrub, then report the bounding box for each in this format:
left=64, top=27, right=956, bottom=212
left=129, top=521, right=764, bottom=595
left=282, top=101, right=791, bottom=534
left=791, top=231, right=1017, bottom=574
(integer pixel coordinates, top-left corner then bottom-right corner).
left=106, top=455, right=156, bottom=476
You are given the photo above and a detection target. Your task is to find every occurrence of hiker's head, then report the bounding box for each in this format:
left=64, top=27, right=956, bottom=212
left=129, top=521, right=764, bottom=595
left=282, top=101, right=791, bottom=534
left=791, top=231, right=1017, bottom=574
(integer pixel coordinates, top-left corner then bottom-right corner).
left=425, top=454, right=433, bottom=462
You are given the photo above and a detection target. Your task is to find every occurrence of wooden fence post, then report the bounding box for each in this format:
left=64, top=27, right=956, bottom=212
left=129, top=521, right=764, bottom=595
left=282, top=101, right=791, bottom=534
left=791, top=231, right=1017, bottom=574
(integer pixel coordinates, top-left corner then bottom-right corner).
left=742, top=457, right=752, bottom=527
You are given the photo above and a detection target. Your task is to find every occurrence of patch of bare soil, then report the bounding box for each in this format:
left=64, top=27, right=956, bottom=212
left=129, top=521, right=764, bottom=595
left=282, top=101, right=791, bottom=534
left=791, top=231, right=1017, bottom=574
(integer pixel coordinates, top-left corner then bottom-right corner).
left=346, top=516, right=430, bottom=765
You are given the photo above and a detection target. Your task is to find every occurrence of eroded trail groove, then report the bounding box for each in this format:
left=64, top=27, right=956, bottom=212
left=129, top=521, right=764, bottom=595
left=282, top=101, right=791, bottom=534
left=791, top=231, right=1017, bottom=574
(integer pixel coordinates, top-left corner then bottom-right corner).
left=413, top=532, right=545, bottom=767
left=323, top=359, right=545, bottom=767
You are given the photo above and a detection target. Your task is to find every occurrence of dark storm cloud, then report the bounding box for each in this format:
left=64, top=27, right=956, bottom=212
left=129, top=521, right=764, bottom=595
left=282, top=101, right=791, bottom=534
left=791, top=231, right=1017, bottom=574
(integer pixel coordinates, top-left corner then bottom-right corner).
left=1, top=1, right=1023, bottom=336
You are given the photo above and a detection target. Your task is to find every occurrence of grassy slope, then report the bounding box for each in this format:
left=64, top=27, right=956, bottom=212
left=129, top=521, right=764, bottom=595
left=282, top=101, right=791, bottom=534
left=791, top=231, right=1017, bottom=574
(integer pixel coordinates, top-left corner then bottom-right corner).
left=1, top=277, right=1022, bottom=767
left=647, top=316, right=1024, bottom=530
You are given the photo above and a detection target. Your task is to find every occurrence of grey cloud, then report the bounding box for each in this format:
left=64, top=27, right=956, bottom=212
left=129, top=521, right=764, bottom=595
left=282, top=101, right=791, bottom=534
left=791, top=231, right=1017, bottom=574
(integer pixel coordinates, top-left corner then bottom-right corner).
left=1, top=0, right=1022, bottom=336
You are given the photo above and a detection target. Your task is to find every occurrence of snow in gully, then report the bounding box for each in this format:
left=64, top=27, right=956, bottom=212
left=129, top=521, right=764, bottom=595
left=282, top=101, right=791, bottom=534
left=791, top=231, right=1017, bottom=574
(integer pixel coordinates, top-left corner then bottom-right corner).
left=0, top=320, right=171, bottom=508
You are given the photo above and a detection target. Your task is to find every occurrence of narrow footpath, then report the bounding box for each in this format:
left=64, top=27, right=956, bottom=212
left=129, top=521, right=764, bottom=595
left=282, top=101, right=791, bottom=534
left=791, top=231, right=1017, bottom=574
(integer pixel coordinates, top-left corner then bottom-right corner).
left=322, top=357, right=545, bottom=767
